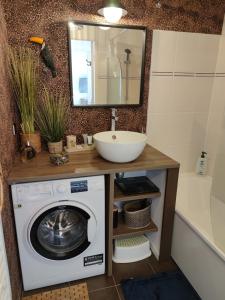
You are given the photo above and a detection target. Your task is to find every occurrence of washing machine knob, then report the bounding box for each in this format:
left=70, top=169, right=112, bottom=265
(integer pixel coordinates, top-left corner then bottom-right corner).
left=56, top=184, right=67, bottom=193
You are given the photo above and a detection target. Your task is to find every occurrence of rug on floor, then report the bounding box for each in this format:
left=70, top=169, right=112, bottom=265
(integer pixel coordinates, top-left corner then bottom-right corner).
left=121, top=271, right=201, bottom=300
left=22, top=282, right=89, bottom=300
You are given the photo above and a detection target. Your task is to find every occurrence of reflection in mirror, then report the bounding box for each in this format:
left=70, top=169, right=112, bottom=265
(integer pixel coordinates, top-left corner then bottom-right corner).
left=68, top=22, right=146, bottom=107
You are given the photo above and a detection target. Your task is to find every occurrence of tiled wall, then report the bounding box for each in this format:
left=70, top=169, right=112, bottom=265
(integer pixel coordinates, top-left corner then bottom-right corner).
left=147, top=30, right=221, bottom=172
left=205, top=35, right=225, bottom=177
left=205, top=36, right=225, bottom=238
left=0, top=2, right=21, bottom=300
left=1, top=0, right=225, bottom=137
left=205, top=35, right=225, bottom=195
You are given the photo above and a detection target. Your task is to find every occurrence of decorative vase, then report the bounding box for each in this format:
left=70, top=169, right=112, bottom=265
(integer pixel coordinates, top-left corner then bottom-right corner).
left=47, top=141, right=63, bottom=154
left=20, top=132, right=41, bottom=153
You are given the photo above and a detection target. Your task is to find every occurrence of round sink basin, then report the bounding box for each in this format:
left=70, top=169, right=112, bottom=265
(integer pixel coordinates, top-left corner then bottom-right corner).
left=93, top=131, right=147, bottom=163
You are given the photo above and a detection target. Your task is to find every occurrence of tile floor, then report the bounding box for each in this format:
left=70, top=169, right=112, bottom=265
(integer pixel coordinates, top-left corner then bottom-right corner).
left=23, top=255, right=178, bottom=300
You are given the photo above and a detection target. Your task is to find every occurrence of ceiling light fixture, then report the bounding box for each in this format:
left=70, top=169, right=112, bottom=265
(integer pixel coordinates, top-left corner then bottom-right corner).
left=98, top=0, right=127, bottom=23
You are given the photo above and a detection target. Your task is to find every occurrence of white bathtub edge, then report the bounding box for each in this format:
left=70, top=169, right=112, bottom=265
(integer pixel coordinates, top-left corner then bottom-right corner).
left=172, top=214, right=225, bottom=300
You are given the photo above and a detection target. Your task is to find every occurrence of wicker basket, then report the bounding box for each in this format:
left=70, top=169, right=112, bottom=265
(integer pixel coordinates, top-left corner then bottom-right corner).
left=124, top=201, right=151, bottom=229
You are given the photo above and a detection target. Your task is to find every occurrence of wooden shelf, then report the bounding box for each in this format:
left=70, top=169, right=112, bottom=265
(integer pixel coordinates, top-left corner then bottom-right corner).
left=113, top=214, right=158, bottom=239
left=8, top=145, right=179, bottom=185
left=114, top=184, right=161, bottom=202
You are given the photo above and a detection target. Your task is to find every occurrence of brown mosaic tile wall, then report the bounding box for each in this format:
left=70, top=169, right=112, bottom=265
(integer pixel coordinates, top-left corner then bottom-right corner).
left=0, top=1, right=225, bottom=299
left=2, top=0, right=225, bottom=138
left=0, top=2, right=21, bottom=300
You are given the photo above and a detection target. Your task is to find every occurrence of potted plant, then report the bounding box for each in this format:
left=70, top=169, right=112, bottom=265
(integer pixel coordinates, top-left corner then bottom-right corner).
left=35, top=88, right=68, bottom=154
left=9, top=47, right=41, bottom=152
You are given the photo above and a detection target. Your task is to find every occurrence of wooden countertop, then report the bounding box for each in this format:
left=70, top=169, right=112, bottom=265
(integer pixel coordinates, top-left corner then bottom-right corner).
left=7, top=145, right=179, bottom=184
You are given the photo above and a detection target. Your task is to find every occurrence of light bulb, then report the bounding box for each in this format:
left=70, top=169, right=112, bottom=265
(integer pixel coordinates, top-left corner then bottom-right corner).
left=103, top=7, right=123, bottom=23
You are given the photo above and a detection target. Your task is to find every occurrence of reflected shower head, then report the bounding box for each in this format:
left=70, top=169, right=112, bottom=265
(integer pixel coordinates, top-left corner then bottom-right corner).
left=125, top=48, right=131, bottom=54
left=124, top=48, right=131, bottom=64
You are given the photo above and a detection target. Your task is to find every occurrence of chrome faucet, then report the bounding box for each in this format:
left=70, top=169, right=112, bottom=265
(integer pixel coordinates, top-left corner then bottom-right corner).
left=111, top=108, right=118, bottom=131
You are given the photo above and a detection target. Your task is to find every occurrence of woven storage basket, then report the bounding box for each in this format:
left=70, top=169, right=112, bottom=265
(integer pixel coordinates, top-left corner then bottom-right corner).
left=124, top=201, right=151, bottom=229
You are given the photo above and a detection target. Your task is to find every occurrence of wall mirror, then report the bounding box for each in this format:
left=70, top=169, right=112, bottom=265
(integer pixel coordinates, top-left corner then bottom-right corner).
left=68, top=21, right=146, bottom=107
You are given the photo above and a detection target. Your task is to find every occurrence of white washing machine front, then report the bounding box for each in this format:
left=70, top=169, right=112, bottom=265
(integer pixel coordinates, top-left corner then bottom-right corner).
left=11, top=175, right=105, bottom=290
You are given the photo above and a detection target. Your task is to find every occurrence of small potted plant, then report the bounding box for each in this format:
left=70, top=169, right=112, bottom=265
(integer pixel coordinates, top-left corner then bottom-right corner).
left=36, top=88, right=68, bottom=154
left=9, top=47, right=41, bottom=152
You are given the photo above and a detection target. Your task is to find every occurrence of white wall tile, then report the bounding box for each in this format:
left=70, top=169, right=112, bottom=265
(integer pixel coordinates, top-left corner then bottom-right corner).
left=147, top=112, right=206, bottom=148
left=193, top=78, right=213, bottom=112
left=172, top=77, right=196, bottom=112
left=191, top=113, right=208, bottom=145
left=205, top=119, right=221, bottom=175
left=215, top=36, right=225, bottom=72
left=206, top=78, right=225, bottom=113
left=160, top=143, right=190, bottom=172
left=148, top=30, right=223, bottom=174
left=195, top=34, right=220, bottom=73
left=148, top=142, right=199, bottom=173
left=148, top=77, right=174, bottom=113
left=210, top=112, right=225, bottom=199
left=204, top=78, right=225, bottom=174
left=149, top=76, right=213, bottom=114
left=174, top=32, right=199, bottom=73
left=147, top=110, right=207, bottom=171
left=151, top=30, right=177, bottom=72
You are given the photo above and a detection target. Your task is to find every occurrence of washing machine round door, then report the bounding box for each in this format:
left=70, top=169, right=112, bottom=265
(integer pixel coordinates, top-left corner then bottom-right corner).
left=29, top=203, right=96, bottom=260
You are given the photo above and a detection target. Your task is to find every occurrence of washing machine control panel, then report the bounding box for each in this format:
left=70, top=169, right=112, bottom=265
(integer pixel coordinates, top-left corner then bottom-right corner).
left=15, top=183, right=53, bottom=202
left=56, top=184, right=67, bottom=194
left=70, top=180, right=88, bottom=193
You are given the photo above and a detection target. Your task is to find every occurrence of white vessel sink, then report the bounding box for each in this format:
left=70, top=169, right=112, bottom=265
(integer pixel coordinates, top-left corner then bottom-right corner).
left=93, top=131, right=147, bottom=163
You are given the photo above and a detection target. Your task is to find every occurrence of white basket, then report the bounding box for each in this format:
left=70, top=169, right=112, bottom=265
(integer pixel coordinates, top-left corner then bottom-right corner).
left=113, top=235, right=151, bottom=263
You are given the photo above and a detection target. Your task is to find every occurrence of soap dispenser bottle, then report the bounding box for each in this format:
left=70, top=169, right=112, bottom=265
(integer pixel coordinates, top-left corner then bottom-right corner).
left=196, top=151, right=207, bottom=175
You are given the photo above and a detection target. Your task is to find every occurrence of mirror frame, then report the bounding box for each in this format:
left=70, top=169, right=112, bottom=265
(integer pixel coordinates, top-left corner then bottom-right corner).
left=68, top=21, right=147, bottom=108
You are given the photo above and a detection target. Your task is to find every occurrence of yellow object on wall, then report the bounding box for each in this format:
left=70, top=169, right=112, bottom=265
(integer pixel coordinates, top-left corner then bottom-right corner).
left=29, top=36, right=44, bottom=45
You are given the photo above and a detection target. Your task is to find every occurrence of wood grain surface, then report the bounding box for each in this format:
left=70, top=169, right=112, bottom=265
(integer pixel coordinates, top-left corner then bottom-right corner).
left=8, top=145, right=179, bottom=184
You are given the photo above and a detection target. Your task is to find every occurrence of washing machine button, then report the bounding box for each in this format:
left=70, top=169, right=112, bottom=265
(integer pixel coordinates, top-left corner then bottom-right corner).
left=56, top=184, right=67, bottom=194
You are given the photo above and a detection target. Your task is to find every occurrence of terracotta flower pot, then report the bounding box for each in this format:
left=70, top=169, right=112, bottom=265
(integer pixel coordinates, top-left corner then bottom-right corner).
left=47, top=141, right=63, bottom=154
left=20, top=132, right=41, bottom=153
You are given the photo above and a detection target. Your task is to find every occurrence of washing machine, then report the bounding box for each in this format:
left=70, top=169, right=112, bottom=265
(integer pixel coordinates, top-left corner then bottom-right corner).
left=11, top=175, right=105, bottom=291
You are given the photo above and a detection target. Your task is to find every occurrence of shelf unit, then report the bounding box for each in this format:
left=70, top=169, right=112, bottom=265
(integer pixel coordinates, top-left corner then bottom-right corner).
left=113, top=182, right=160, bottom=239
left=7, top=145, right=180, bottom=279
left=114, top=184, right=161, bottom=202
left=113, top=214, right=158, bottom=239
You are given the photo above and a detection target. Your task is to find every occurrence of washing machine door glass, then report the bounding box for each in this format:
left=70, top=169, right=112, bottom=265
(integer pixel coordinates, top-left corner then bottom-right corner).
left=30, top=205, right=91, bottom=260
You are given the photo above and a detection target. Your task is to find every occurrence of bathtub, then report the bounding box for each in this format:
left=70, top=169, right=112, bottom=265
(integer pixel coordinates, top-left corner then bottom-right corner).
left=172, top=173, right=225, bottom=300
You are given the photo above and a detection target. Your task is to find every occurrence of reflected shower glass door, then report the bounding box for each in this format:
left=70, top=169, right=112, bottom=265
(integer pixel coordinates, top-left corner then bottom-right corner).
left=107, top=55, right=122, bottom=104
left=70, top=40, right=94, bottom=105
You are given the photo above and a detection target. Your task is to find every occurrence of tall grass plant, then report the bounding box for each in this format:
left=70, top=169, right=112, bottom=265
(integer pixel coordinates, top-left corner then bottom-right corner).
left=9, top=47, right=37, bottom=134
left=36, top=88, right=68, bottom=143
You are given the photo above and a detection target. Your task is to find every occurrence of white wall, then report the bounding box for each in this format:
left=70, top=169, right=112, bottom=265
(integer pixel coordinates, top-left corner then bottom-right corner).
left=147, top=30, right=221, bottom=172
